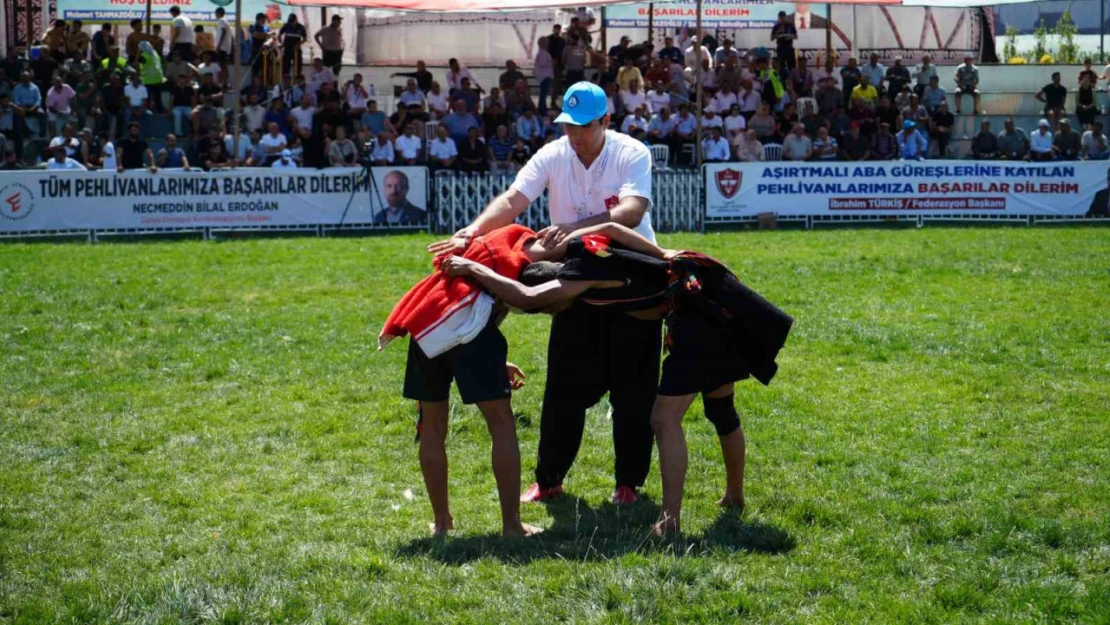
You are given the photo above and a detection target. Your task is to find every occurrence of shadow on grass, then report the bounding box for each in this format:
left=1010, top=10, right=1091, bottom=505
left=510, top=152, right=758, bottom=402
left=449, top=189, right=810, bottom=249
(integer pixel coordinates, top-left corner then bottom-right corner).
left=396, top=496, right=795, bottom=565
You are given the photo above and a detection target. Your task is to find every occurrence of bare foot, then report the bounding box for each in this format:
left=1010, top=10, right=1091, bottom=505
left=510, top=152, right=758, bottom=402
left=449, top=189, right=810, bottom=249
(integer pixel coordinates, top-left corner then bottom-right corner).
left=717, top=493, right=746, bottom=511
left=503, top=522, right=543, bottom=537
left=429, top=517, right=454, bottom=536
left=653, top=514, right=681, bottom=537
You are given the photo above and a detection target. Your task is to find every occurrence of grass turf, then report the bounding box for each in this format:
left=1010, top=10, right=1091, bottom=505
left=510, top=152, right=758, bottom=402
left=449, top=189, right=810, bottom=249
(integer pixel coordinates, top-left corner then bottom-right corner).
left=0, top=228, right=1108, bottom=624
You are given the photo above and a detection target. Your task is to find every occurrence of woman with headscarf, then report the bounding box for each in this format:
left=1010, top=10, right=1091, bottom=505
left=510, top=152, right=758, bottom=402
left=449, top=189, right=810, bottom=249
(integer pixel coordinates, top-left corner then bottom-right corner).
left=138, top=40, right=166, bottom=113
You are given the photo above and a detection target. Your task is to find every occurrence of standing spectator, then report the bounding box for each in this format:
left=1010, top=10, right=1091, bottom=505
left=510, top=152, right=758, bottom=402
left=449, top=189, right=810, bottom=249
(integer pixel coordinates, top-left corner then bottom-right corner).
left=137, top=41, right=165, bottom=114
left=92, top=23, right=115, bottom=65
left=914, top=54, right=938, bottom=98
left=733, top=128, right=763, bottom=161
left=394, top=123, right=422, bottom=165
left=970, top=120, right=998, bottom=159
left=123, top=73, right=152, bottom=136
left=168, top=7, right=195, bottom=62
left=96, top=73, right=126, bottom=139
left=427, top=124, right=457, bottom=171
left=1079, top=58, right=1098, bottom=85
left=344, top=73, right=370, bottom=122
left=487, top=124, right=515, bottom=173
left=499, top=60, right=525, bottom=92
left=771, top=11, right=798, bottom=70
left=164, top=51, right=198, bottom=84
left=896, top=120, right=927, bottom=160
left=782, top=123, right=812, bottom=160
left=953, top=55, right=981, bottom=115
left=562, top=35, right=587, bottom=86
left=445, top=58, right=480, bottom=95
left=840, top=57, right=861, bottom=108
left=535, top=37, right=554, bottom=116
left=248, top=13, right=273, bottom=78
left=315, top=15, right=345, bottom=76
left=921, top=75, right=946, bottom=113
left=391, top=60, right=433, bottom=93
left=194, top=25, right=215, bottom=55
left=838, top=121, right=869, bottom=160
left=368, top=131, right=395, bottom=165
left=815, top=76, right=842, bottom=117
left=701, top=126, right=730, bottom=162
left=851, top=79, right=878, bottom=108
left=871, top=122, right=896, bottom=160
left=548, top=24, right=567, bottom=101
left=44, top=20, right=69, bottom=61
left=150, top=25, right=168, bottom=57
left=67, top=20, right=91, bottom=59
left=45, top=76, right=76, bottom=136
left=156, top=133, right=190, bottom=169
left=885, top=57, right=911, bottom=100
left=115, top=121, right=156, bottom=171
left=215, top=8, right=233, bottom=83
left=1076, top=75, right=1098, bottom=128
left=714, top=39, right=740, bottom=68
left=1028, top=118, right=1054, bottom=161
left=328, top=125, right=358, bottom=166
left=1080, top=121, right=1109, bottom=159
left=1036, top=72, right=1068, bottom=118
left=1052, top=118, right=1080, bottom=161
left=860, top=53, right=885, bottom=95
left=659, top=36, right=682, bottom=64
left=457, top=125, right=488, bottom=173
left=997, top=118, right=1029, bottom=160
left=930, top=101, right=954, bottom=157
left=279, top=13, right=307, bottom=77
left=608, top=35, right=632, bottom=67
left=814, top=54, right=840, bottom=88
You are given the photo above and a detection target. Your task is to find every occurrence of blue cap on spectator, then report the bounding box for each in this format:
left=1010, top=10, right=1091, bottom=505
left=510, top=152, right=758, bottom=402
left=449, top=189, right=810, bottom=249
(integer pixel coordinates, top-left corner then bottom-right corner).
left=903, top=120, right=915, bottom=130
left=281, top=149, right=292, bottom=157
left=555, top=82, right=608, bottom=126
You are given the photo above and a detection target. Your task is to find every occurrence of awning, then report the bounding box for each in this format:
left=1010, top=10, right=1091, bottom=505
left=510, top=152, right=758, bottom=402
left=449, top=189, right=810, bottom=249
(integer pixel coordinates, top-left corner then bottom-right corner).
left=284, top=0, right=1039, bottom=11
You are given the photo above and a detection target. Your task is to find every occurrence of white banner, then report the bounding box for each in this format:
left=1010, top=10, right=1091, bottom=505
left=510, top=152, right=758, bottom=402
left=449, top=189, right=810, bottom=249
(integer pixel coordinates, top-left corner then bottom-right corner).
left=0, top=167, right=428, bottom=232
left=705, top=161, right=1109, bottom=218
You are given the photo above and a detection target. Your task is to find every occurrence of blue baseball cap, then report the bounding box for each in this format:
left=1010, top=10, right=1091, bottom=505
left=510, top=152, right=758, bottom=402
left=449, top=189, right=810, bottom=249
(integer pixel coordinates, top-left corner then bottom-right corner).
left=555, top=82, right=608, bottom=126
left=903, top=120, right=916, bottom=130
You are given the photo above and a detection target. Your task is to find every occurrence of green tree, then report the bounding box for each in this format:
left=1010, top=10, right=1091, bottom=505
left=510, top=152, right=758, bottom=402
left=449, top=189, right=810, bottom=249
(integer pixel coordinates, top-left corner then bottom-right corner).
left=1004, top=25, right=1019, bottom=61
left=1055, top=10, right=1079, bottom=63
left=1032, top=17, right=1049, bottom=61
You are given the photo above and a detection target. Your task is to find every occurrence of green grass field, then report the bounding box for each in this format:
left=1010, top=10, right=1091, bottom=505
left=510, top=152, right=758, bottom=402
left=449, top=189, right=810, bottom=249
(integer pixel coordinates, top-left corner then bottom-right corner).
left=1, top=227, right=1108, bottom=624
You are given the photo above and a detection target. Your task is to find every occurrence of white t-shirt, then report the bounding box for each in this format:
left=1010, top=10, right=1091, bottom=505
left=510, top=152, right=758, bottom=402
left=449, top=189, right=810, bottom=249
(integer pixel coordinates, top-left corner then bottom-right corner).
left=123, top=84, right=149, bottom=107
left=701, top=115, right=724, bottom=130
left=620, top=90, right=647, bottom=114
left=49, top=136, right=80, bottom=157
left=271, top=158, right=298, bottom=169
left=510, top=130, right=656, bottom=242
left=426, top=91, right=449, bottom=115
left=216, top=17, right=233, bottom=53
left=724, top=113, right=747, bottom=135
left=647, top=90, right=670, bottom=114
left=173, top=15, right=196, bottom=44
left=290, top=106, right=314, bottom=132
left=620, top=115, right=650, bottom=134
left=713, top=91, right=738, bottom=114
left=1030, top=129, right=1053, bottom=153
left=259, top=133, right=287, bottom=153
left=394, top=134, right=422, bottom=160
left=47, top=157, right=86, bottom=170
left=197, top=63, right=221, bottom=81
left=429, top=137, right=458, bottom=160
left=243, top=105, right=267, bottom=132
left=345, top=84, right=368, bottom=109
left=102, top=142, right=117, bottom=170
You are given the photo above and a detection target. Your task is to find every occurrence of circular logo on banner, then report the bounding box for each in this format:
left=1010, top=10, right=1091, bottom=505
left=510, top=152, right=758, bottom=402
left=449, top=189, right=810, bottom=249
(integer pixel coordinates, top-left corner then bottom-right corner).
left=0, top=183, right=35, bottom=221
left=568, top=95, right=579, bottom=108
left=209, top=0, right=234, bottom=7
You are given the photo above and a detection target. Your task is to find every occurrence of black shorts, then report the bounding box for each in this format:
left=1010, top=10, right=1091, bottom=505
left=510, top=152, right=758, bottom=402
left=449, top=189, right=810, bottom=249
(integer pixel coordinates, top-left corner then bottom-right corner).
left=217, top=50, right=230, bottom=64
left=403, top=320, right=510, bottom=405
left=659, top=307, right=750, bottom=397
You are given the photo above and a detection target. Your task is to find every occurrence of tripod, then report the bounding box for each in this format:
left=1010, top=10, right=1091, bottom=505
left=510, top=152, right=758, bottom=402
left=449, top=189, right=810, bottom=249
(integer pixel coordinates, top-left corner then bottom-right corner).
left=338, top=158, right=383, bottom=228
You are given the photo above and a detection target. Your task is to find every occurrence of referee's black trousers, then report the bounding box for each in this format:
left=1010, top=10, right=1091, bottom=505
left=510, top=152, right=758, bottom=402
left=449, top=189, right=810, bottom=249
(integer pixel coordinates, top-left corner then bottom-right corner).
left=535, top=304, right=662, bottom=490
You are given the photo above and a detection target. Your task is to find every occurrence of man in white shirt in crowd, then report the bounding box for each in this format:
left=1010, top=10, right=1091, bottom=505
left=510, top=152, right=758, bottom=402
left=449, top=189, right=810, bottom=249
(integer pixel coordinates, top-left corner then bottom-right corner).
left=46, top=145, right=86, bottom=170
left=306, top=58, right=336, bottom=99
left=271, top=148, right=298, bottom=169
left=620, top=105, right=651, bottom=134
left=426, top=81, right=449, bottom=119
left=620, top=79, right=648, bottom=115
left=224, top=124, right=252, bottom=164
left=399, top=79, right=426, bottom=112
left=344, top=73, right=370, bottom=121
left=446, top=57, right=481, bottom=95
left=684, top=41, right=712, bottom=71
left=701, top=126, right=730, bottom=162
left=48, top=123, right=83, bottom=161
left=428, top=124, right=458, bottom=170
left=783, top=122, right=813, bottom=160
left=647, top=106, right=677, bottom=144
left=1029, top=118, right=1054, bottom=161
left=860, top=53, right=885, bottom=94
left=370, top=132, right=395, bottom=165
left=258, top=122, right=287, bottom=165
left=123, top=73, right=152, bottom=135
left=290, top=94, right=314, bottom=134
left=215, top=7, right=233, bottom=82
left=739, top=76, right=762, bottom=115
left=713, top=85, right=738, bottom=115
left=701, top=107, right=724, bottom=131
left=646, top=82, right=670, bottom=115
left=169, top=6, right=195, bottom=61
left=394, top=122, right=423, bottom=165
left=426, top=81, right=660, bottom=506
left=242, top=93, right=267, bottom=133
left=723, top=104, right=746, bottom=140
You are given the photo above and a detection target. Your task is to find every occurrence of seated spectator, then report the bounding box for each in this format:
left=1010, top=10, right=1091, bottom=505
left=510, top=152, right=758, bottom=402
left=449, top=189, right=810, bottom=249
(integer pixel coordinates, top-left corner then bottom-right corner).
left=169, top=74, right=197, bottom=137
left=425, top=82, right=449, bottom=119
left=47, top=123, right=83, bottom=161
left=242, top=93, right=267, bottom=133
left=839, top=122, right=870, bottom=161
left=1036, top=72, right=1067, bottom=118
left=272, top=75, right=304, bottom=110
left=896, top=120, right=928, bottom=160
left=647, top=106, right=676, bottom=144
left=621, top=79, right=647, bottom=115
left=46, top=144, right=86, bottom=170
left=893, top=84, right=914, bottom=111
left=997, top=118, right=1029, bottom=160
left=12, top=73, right=45, bottom=138
left=361, top=99, right=389, bottom=136
left=286, top=135, right=304, bottom=165
left=192, top=73, right=224, bottom=137
left=1081, top=121, right=1109, bottom=160
left=701, top=107, right=724, bottom=131
left=45, top=75, right=76, bottom=136
left=953, top=55, right=980, bottom=115
left=645, top=59, right=668, bottom=88
left=156, top=133, right=190, bottom=169
left=314, top=80, right=341, bottom=109
left=398, top=79, right=426, bottom=113
left=732, top=128, right=763, bottom=162
left=1052, top=119, right=1080, bottom=161
left=1077, top=75, right=1098, bottom=128
left=441, top=100, right=480, bottom=143
left=343, top=73, right=370, bottom=121
left=510, top=137, right=531, bottom=168
left=197, top=51, right=223, bottom=87
left=95, top=130, right=116, bottom=170
left=970, top=120, right=998, bottom=159
left=272, top=148, right=298, bottom=169
left=75, top=127, right=97, bottom=167
left=901, top=94, right=928, bottom=128
left=723, top=104, right=746, bottom=140
left=488, top=124, right=515, bottom=173
left=394, top=123, right=422, bottom=165
left=164, top=51, right=198, bottom=84
left=203, top=141, right=230, bottom=171
left=505, top=80, right=535, bottom=119
left=885, top=57, right=911, bottom=101
left=115, top=121, right=156, bottom=171
left=799, top=103, right=825, bottom=137
left=701, top=126, right=730, bottom=162
left=815, top=77, right=842, bottom=117
left=870, top=122, right=896, bottom=160
left=317, top=94, right=349, bottom=133
left=257, top=121, right=287, bottom=165
left=391, top=60, right=433, bottom=93
left=481, top=101, right=510, bottom=140
left=499, top=60, right=525, bottom=92
left=326, top=125, right=357, bottom=166
left=621, top=105, right=651, bottom=134
left=290, top=94, right=315, bottom=134
left=930, top=101, right=954, bottom=157
left=848, top=96, right=876, bottom=137
left=122, top=73, right=152, bottom=135
left=812, top=127, right=838, bottom=161
left=515, top=108, right=544, bottom=149
left=1029, top=118, right=1054, bottom=161
left=875, top=97, right=899, bottom=133
left=748, top=102, right=778, bottom=143
left=669, top=104, right=697, bottom=161
left=0, top=147, right=23, bottom=170
left=616, top=56, right=644, bottom=92
left=454, top=125, right=489, bottom=173
left=453, top=77, right=481, bottom=114
left=850, top=80, right=878, bottom=108
left=305, top=58, right=336, bottom=99
left=244, top=129, right=267, bottom=166
left=264, top=97, right=292, bottom=137
left=224, top=124, right=252, bottom=164
left=712, top=85, right=738, bottom=116
left=427, top=124, right=457, bottom=171
left=782, top=123, right=812, bottom=161
left=369, top=131, right=395, bottom=165
left=482, top=88, right=507, bottom=113
left=921, top=75, right=946, bottom=114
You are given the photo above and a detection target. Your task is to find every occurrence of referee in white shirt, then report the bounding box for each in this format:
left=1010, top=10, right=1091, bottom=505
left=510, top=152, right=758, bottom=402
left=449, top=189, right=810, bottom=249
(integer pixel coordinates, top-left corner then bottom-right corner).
left=428, top=82, right=660, bottom=505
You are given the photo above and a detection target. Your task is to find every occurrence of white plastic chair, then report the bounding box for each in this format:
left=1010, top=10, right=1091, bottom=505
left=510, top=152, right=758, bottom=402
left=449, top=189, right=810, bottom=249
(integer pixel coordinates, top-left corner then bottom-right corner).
left=763, top=143, right=783, bottom=161
left=423, top=123, right=438, bottom=144
left=650, top=144, right=670, bottom=170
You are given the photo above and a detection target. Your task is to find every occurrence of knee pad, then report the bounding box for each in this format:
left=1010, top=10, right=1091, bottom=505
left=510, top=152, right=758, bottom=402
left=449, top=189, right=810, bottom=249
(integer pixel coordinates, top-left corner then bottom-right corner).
left=703, top=394, right=740, bottom=437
